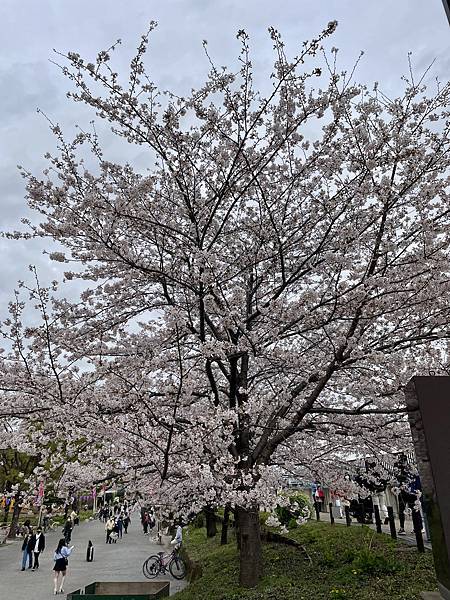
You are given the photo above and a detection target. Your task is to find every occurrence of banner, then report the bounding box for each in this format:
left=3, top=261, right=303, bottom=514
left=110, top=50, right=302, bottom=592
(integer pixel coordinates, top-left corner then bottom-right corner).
left=36, top=481, right=44, bottom=506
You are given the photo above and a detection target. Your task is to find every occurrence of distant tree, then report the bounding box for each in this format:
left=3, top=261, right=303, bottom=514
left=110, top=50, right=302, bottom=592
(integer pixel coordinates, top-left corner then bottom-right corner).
left=0, top=448, right=40, bottom=536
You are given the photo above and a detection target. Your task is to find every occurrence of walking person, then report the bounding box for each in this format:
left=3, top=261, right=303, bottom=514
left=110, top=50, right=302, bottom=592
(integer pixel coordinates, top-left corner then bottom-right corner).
left=20, top=528, right=33, bottom=570
left=142, top=511, right=149, bottom=535
left=123, top=512, right=130, bottom=534
left=149, top=510, right=156, bottom=532
left=70, top=508, right=79, bottom=526
left=21, top=519, right=31, bottom=534
left=29, top=526, right=46, bottom=570
left=105, top=516, right=115, bottom=544
left=63, top=518, right=73, bottom=544
left=42, top=507, right=50, bottom=532
left=116, top=515, right=123, bottom=539
left=53, top=537, right=74, bottom=595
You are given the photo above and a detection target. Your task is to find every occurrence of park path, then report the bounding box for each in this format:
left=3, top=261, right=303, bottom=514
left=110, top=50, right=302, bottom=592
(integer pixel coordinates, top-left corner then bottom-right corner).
left=0, top=514, right=186, bottom=598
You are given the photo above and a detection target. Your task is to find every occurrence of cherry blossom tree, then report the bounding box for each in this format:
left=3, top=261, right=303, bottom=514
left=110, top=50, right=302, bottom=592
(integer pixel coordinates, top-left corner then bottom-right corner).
left=2, top=21, right=450, bottom=585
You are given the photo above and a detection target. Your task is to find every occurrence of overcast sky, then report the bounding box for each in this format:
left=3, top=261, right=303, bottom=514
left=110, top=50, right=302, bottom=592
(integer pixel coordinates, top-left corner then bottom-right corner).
left=0, top=0, right=448, bottom=320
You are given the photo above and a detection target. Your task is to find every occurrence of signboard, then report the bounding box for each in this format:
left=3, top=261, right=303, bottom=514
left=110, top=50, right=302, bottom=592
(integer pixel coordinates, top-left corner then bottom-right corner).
left=405, top=377, right=450, bottom=599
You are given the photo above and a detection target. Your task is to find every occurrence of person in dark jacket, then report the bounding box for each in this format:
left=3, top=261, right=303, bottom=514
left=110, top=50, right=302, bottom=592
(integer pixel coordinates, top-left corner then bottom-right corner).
left=116, top=515, right=123, bottom=539
left=123, top=513, right=130, bottom=534
left=63, top=518, right=73, bottom=544
left=28, top=527, right=46, bottom=570
left=21, top=528, right=33, bottom=570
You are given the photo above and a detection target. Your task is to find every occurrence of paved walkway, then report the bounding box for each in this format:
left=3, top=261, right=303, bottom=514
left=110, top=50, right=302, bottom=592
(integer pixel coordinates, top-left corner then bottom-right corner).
left=0, top=514, right=186, bottom=598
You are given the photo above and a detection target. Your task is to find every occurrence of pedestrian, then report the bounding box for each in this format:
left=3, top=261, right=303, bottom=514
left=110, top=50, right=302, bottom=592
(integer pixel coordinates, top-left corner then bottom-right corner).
left=21, top=519, right=31, bottom=536
left=171, top=521, right=183, bottom=549
left=70, top=509, right=78, bottom=524
left=123, top=513, right=130, bottom=534
left=105, top=517, right=115, bottom=544
left=142, top=512, right=149, bottom=535
left=109, top=529, right=118, bottom=543
left=116, top=515, right=123, bottom=539
left=29, top=526, right=46, bottom=570
left=42, top=507, right=50, bottom=532
left=20, top=528, right=33, bottom=570
left=63, top=518, right=73, bottom=544
left=53, top=537, right=74, bottom=595
left=149, top=510, right=156, bottom=531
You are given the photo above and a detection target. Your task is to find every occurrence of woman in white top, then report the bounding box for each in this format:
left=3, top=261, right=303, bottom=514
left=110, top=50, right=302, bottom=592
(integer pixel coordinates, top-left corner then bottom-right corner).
left=53, top=538, right=74, bottom=595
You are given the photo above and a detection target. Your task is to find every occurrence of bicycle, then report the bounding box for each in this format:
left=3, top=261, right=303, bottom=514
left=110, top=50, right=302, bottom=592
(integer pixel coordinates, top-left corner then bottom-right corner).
left=142, top=546, right=186, bottom=580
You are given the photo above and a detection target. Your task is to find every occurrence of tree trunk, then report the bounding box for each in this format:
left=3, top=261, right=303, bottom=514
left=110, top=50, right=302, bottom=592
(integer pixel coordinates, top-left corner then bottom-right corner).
left=234, top=507, right=240, bottom=550
left=204, top=506, right=217, bottom=538
left=237, top=506, right=262, bottom=588
left=7, top=496, right=22, bottom=539
left=221, top=504, right=231, bottom=545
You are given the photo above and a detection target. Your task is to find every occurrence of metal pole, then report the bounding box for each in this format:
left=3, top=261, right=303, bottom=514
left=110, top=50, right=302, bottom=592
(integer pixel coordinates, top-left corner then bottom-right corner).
left=314, top=501, right=320, bottom=521
left=344, top=506, right=351, bottom=527
left=412, top=509, right=425, bottom=553
left=374, top=505, right=382, bottom=534
left=37, top=503, right=44, bottom=528
left=360, top=500, right=365, bottom=526
left=387, top=506, right=397, bottom=539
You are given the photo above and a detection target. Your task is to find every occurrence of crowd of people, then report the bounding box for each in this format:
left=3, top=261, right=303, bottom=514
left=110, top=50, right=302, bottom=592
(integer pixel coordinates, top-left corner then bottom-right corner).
left=12, top=498, right=181, bottom=595
left=18, top=508, right=81, bottom=594
left=141, top=509, right=156, bottom=536
left=99, top=502, right=132, bottom=543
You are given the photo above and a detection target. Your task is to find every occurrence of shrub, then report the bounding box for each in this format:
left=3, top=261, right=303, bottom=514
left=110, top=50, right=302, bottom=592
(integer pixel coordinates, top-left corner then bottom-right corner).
left=193, top=513, right=205, bottom=528
left=275, top=492, right=311, bottom=526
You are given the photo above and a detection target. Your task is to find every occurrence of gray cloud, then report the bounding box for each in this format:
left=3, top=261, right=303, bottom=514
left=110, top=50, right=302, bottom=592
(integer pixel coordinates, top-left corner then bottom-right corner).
left=0, top=0, right=449, bottom=320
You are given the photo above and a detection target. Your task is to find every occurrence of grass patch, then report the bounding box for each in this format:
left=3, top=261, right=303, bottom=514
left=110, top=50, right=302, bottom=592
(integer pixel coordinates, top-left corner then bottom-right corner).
left=173, top=521, right=438, bottom=600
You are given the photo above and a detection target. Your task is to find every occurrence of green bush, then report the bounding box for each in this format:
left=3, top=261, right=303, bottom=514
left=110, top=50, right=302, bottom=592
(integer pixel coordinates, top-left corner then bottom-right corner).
left=193, top=513, right=205, bottom=528
left=275, top=492, right=311, bottom=526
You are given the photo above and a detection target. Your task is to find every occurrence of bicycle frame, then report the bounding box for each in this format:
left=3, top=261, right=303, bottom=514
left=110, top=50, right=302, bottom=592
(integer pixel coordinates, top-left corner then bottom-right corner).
left=158, top=549, right=177, bottom=570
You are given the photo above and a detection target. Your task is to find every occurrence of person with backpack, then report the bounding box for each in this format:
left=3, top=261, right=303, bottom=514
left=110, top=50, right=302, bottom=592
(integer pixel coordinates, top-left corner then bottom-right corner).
left=53, top=537, right=74, bottom=595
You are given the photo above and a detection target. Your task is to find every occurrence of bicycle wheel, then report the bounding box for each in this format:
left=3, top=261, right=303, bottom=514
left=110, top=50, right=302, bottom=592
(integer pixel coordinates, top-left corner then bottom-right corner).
left=169, top=555, right=186, bottom=580
left=143, top=555, right=161, bottom=579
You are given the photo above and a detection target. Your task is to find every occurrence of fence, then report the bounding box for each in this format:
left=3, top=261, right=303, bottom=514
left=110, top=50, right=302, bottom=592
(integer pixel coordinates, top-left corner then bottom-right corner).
left=313, top=500, right=427, bottom=554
